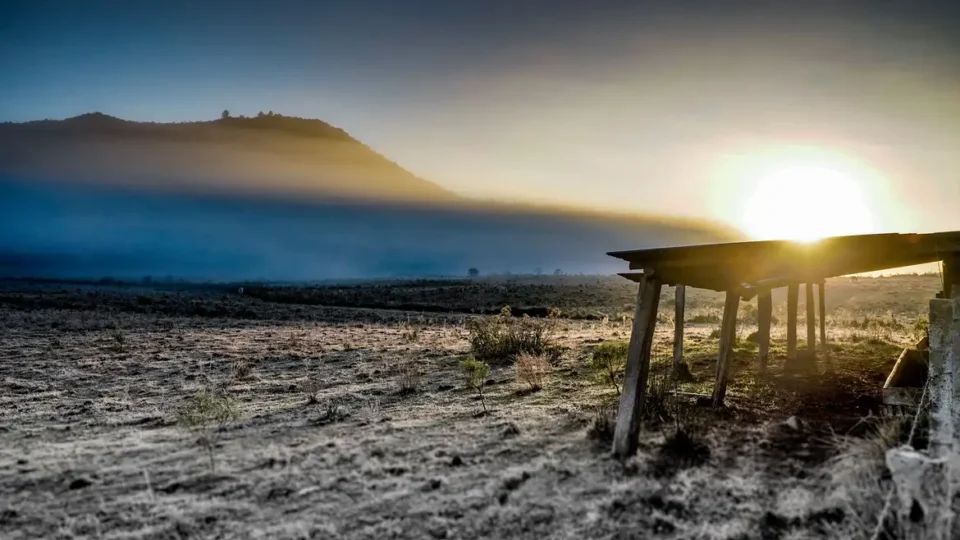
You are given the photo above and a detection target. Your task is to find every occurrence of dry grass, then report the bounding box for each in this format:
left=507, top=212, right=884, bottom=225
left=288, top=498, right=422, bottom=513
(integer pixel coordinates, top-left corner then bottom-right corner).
left=394, top=357, right=422, bottom=394
left=0, top=274, right=951, bottom=539
left=515, top=352, right=549, bottom=391
left=466, top=309, right=554, bottom=363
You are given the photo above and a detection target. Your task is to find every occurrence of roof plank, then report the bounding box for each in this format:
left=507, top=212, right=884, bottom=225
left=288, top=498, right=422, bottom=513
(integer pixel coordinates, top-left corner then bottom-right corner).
left=610, top=231, right=960, bottom=291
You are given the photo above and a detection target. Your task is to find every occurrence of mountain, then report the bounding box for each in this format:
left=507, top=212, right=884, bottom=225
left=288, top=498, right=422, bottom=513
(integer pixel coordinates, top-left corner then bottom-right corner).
left=0, top=112, right=741, bottom=281
left=0, top=112, right=456, bottom=202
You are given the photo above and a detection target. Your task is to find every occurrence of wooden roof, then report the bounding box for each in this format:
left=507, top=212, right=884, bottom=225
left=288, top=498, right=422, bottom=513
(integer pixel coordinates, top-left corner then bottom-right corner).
left=609, top=231, right=960, bottom=292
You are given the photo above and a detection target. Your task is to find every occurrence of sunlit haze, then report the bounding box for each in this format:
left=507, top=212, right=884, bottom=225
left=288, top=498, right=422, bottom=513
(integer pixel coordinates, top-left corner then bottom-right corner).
left=743, top=164, right=875, bottom=241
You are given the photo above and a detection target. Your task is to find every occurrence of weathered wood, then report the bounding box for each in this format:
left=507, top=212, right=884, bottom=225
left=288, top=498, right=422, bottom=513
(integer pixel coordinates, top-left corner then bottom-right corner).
left=609, top=232, right=960, bottom=290
left=617, top=272, right=645, bottom=283
left=757, top=291, right=772, bottom=371
left=945, top=256, right=956, bottom=299
left=818, top=282, right=826, bottom=347
left=711, top=290, right=740, bottom=408
left=613, top=276, right=662, bottom=458
left=805, top=283, right=816, bottom=355
left=673, top=285, right=685, bottom=372
left=786, top=284, right=799, bottom=361
left=670, top=391, right=712, bottom=399
left=883, top=387, right=925, bottom=407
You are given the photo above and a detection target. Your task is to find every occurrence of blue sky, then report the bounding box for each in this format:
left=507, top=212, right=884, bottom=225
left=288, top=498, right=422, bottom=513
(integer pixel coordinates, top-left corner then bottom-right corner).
left=3, top=0, right=960, bottom=233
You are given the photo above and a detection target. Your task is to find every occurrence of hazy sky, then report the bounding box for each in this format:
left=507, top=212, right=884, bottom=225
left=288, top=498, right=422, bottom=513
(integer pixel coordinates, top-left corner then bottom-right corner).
left=4, top=0, right=960, bottom=235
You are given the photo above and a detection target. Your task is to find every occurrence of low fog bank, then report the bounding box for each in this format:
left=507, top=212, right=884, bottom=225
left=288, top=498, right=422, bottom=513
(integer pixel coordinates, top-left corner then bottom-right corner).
left=0, top=178, right=734, bottom=282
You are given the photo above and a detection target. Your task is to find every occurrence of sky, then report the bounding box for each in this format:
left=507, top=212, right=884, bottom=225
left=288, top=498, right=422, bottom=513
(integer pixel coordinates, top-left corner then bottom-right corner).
left=3, top=0, right=960, bottom=237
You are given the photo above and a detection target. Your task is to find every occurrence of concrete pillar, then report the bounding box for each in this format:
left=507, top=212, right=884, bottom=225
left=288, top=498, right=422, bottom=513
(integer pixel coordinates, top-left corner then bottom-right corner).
left=928, top=298, right=957, bottom=459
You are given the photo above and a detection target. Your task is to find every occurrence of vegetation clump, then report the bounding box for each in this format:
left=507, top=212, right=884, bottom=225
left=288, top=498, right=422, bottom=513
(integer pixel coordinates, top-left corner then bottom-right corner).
left=466, top=306, right=554, bottom=363
left=175, top=388, right=240, bottom=471
left=586, top=404, right=617, bottom=444
left=300, top=378, right=323, bottom=404
left=459, top=357, right=491, bottom=414
left=589, top=341, right=629, bottom=395
left=395, top=358, right=422, bottom=395
left=515, top=352, right=549, bottom=391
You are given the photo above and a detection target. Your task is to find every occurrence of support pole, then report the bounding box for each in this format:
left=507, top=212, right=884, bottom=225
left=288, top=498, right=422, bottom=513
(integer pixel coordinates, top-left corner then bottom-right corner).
left=712, top=290, right=741, bottom=408
left=786, top=284, right=799, bottom=362
left=930, top=253, right=960, bottom=461
left=613, top=276, right=662, bottom=459
left=818, top=281, right=826, bottom=348
left=757, top=290, right=772, bottom=372
left=672, top=285, right=685, bottom=374
left=805, top=282, right=816, bottom=356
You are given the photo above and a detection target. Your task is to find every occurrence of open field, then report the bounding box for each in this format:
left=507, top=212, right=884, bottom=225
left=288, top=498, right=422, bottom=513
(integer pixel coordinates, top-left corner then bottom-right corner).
left=0, top=274, right=954, bottom=539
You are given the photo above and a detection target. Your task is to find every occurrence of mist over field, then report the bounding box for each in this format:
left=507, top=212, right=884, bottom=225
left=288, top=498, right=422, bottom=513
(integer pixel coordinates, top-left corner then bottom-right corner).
left=0, top=177, right=732, bottom=282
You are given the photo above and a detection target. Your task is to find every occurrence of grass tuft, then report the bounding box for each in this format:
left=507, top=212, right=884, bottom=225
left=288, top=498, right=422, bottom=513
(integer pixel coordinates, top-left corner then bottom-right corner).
left=515, top=352, right=549, bottom=391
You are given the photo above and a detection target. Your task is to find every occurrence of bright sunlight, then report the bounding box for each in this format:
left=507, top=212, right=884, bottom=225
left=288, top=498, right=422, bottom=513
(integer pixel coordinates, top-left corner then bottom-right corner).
left=742, top=163, right=875, bottom=241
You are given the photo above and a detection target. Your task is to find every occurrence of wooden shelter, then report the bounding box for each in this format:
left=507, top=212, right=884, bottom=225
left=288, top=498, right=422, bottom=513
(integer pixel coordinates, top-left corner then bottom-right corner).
left=607, top=231, right=960, bottom=458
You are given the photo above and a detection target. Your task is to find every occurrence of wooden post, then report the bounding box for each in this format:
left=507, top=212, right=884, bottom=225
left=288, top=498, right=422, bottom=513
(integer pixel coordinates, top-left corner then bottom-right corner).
left=786, top=284, right=799, bottom=362
left=805, top=282, right=816, bottom=355
left=712, top=290, right=741, bottom=408
left=945, top=258, right=955, bottom=299
left=613, top=276, right=662, bottom=458
left=818, top=281, right=826, bottom=348
left=757, top=290, right=772, bottom=372
left=672, top=285, right=685, bottom=373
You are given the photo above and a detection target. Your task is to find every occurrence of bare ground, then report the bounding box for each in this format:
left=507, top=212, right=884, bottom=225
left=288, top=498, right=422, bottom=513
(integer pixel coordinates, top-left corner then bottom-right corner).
left=0, top=276, right=949, bottom=539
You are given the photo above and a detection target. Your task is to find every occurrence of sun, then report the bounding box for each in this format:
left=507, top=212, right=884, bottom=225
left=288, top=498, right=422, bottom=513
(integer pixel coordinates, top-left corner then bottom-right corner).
left=742, top=163, right=875, bottom=241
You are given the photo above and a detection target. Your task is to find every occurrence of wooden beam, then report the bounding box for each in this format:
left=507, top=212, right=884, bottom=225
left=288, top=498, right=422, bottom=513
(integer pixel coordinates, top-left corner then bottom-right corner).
left=712, top=290, right=740, bottom=408
left=787, top=284, right=799, bottom=361
left=613, top=276, right=662, bottom=459
left=818, top=281, right=826, bottom=348
left=944, top=256, right=957, bottom=299
left=757, top=290, right=772, bottom=372
left=673, top=285, right=685, bottom=373
left=617, top=272, right=645, bottom=283
left=806, top=282, right=816, bottom=355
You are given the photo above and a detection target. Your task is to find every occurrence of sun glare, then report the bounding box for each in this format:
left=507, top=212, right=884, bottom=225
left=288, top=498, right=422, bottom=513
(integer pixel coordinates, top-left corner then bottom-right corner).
left=742, top=164, right=875, bottom=242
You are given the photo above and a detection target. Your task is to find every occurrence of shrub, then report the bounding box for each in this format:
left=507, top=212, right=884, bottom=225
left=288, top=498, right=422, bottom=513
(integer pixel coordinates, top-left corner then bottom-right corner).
left=650, top=428, right=711, bottom=477
left=586, top=403, right=617, bottom=444
left=359, top=398, right=380, bottom=424
left=467, top=311, right=553, bottom=363
left=912, top=315, right=929, bottom=342
left=176, top=388, right=240, bottom=471
left=300, top=378, right=323, bottom=404
left=515, top=352, right=549, bottom=391
left=231, top=360, right=254, bottom=381
left=111, top=329, right=125, bottom=353
left=590, top=342, right=629, bottom=395
left=317, top=397, right=348, bottom=424
left=643, top=364, right=676, bottom=423
left=460, top=357, right=490, bottom=413
left=401, top=324, right=421, bottom=343
left=396, top=359, right=422, bottom=395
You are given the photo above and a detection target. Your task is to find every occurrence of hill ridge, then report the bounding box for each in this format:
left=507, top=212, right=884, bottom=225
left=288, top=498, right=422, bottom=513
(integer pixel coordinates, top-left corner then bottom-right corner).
left=0, top=111, right=457, bottom=203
